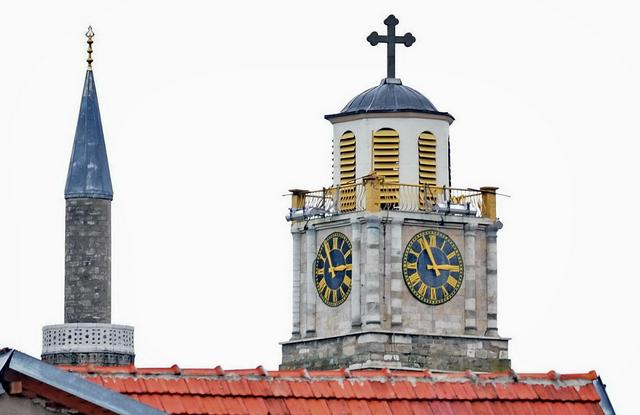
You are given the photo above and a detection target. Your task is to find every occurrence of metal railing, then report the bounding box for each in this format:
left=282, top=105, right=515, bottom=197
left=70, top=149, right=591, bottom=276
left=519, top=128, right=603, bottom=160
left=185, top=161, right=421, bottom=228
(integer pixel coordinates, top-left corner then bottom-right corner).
left=287, top=182, right=365, bottom=221
left=287, top=179, right=493, bottom=221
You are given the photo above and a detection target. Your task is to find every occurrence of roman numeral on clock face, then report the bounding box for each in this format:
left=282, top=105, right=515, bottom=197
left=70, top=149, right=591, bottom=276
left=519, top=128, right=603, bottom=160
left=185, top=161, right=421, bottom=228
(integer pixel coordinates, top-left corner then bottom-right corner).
left=409, top=273, right=421, bottom=286
left=417, top=283, right=427, bottom=297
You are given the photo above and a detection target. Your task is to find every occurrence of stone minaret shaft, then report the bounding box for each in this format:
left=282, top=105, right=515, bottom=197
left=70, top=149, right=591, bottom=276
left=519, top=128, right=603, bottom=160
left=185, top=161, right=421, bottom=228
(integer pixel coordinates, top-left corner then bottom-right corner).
left=42, top=28, right=134, bottom=366
left=64, top=198, right=112, bottom=323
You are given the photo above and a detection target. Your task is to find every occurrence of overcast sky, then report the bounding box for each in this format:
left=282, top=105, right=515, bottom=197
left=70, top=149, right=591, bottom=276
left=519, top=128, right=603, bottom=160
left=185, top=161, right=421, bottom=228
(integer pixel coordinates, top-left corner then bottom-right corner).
left=1, top=0, right=638, bottom=412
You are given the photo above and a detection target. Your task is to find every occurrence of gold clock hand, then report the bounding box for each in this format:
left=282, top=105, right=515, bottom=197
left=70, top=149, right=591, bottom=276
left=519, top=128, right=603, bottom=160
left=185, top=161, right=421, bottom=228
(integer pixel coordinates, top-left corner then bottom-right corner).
left=419, top=237, right=441, bottom=276
left=428, top=264, right=460, bottom=272
left=332, top=264, right=352, bottom=272
left=324, top=241, right=336, bottom=278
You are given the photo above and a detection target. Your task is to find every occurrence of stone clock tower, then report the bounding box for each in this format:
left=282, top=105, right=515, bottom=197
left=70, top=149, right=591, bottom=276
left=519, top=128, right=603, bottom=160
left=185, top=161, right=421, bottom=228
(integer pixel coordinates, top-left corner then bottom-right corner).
left=281, top=15, right=509, bottom=372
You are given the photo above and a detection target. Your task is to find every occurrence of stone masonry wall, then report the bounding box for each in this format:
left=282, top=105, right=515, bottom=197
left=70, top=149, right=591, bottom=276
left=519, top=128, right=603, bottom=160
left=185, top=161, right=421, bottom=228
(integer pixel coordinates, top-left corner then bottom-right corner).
left=41, top=352, right=133, bottom=366
left=65, top=198, right=111, bottom=323
left=281, top=331, right=510, bottom=372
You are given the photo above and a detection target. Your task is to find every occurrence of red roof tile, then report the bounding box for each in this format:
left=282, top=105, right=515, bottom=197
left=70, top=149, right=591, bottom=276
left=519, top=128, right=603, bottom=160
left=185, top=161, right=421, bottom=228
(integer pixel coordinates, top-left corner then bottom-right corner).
left=184, top=377, right=209, bottom=395
left=310, top=380, right=333, bottom=398
left=288, top=381, right=314, bottom=398
left=328, top=379, right=353, bottom=399
left=370, top=380, right=395, bottom=400
left=200, top=396, right=227, bottom=414
left=408, top=400, right=434, bottom=415
left=159, top=394, right=186, bottom=414
left=221, top=397, right=248, bottom=414
left=325, top=398, right=350, bottom=415
left=391, top=380, right=417, bottom=399
left=306, top=399, right=332, bottom=415
left=207, top=379, right=231, bottom=396
left=227, top=379, right=252, bottom=396
left=284, top=397, right=309, bottom=414
left=66, top=366, right=606, bottom=415
left=265, top=398, right=289, bottom=415
left=349, top=379, right=376, bottom=399
left=270, top=380, right=293, bottom=397
left=347, top=399, right=373, bottom=414
left=122, top=377, right=147, bottom=394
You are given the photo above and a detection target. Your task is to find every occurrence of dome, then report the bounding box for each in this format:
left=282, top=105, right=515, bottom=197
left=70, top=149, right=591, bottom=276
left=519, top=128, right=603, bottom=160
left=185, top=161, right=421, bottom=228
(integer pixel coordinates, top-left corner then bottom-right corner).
left=340, top=78, right=437, bottom=115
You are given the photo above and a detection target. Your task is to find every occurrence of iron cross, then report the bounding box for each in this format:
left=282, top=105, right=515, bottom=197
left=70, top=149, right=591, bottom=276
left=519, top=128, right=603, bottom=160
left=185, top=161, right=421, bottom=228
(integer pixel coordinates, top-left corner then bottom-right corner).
left=367, top=15, right=416, bottom=79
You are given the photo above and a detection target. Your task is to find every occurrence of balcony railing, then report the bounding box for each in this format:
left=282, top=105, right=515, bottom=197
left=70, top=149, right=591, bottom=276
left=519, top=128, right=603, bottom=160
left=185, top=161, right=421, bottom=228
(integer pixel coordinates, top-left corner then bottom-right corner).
left=287, top=175, right=499, bottom=222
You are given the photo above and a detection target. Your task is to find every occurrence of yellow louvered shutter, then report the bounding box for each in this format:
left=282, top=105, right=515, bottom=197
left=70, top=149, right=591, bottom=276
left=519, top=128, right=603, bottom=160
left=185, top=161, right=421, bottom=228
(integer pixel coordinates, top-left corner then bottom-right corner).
left=418, top=132, right=437, bottom=186
left=373, top=128, right=399, bottom=205
left=339, top=131, right=356, bottom=212
left=418, top=132, right=437, bottom=209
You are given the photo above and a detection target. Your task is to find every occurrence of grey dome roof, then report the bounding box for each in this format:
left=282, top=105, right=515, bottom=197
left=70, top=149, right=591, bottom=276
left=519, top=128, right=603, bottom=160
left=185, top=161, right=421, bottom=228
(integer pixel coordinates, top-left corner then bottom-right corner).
left=341, top=78, right=437, bottom=114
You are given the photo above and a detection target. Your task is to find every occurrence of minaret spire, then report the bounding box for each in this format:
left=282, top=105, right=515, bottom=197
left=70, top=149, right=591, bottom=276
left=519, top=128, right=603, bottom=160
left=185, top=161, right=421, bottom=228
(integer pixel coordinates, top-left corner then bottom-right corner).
left=64, top=26, right=113, bottom=200
left=42, top=27, right=134, bottom=367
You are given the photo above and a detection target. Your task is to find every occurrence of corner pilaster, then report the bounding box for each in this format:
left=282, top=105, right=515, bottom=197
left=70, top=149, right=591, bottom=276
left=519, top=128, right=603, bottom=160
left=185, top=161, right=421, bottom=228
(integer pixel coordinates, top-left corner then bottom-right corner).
left=291, top=229, right=302, bottom=339
left=350, top=218, right=362, bottom=328
left=362, top=215, right=381, bottom=328
left=464, top=222, right=478, bottom=334
left=389, top=217, right=403, bottom=327
left=485, top=221, right=503, bottom=336
left=304, top=227, right=317, bottom=337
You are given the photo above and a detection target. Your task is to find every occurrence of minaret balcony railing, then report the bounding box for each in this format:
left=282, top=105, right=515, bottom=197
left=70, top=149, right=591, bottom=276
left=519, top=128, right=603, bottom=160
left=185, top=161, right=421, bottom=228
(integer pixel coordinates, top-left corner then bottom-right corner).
left=287, top=177, right=498, bottom=221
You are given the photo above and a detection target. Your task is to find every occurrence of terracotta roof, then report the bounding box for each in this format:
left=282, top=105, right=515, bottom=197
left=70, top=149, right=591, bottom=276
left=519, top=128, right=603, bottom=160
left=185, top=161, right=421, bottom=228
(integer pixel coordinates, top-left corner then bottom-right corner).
left=0, top=349, right=162, bottom=415
left=61, top=365, right=609, bottom=415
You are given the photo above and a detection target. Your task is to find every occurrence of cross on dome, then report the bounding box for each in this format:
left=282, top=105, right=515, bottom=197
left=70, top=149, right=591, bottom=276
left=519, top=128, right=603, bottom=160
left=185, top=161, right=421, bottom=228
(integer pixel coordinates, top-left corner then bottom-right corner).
left=367, top=14, right=415, bottom=79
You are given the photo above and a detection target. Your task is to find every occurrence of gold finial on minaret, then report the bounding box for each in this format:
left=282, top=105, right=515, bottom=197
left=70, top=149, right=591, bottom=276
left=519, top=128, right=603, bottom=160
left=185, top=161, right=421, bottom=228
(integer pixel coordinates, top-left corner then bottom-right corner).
left=85, top=26, right=94, bottom=69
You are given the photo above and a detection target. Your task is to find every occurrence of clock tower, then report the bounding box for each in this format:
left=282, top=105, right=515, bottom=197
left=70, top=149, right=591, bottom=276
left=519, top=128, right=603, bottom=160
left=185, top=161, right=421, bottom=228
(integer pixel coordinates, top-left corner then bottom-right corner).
left=281, top=15, right=509, bottom=372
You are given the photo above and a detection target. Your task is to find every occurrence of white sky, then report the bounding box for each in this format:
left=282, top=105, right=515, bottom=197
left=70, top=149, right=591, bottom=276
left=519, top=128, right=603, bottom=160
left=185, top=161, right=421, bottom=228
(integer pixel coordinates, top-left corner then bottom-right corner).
left=1, top=0, right=638, bottom=412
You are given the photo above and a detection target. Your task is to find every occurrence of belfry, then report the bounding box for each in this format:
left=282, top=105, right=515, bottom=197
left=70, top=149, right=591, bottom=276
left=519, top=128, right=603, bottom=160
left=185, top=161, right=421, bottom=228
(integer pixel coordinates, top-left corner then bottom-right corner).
left=41, top=28, right=135, bottom=366
left=281, top=15, right=509, bottom=371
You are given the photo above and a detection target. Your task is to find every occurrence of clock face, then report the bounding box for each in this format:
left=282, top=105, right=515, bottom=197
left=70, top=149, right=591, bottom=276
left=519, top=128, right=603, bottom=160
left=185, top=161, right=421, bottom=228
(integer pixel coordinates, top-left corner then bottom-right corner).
left=402, top=230, right=464, bottom=305
left=314, top=232, right=353, bottom=307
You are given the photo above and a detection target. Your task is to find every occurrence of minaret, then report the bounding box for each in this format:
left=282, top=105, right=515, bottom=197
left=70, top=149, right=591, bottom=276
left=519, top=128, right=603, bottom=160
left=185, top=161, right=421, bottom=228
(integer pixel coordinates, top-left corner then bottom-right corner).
left=281, top=15, right=509, bottom=371
left=42, top=27, right=134, bottom=366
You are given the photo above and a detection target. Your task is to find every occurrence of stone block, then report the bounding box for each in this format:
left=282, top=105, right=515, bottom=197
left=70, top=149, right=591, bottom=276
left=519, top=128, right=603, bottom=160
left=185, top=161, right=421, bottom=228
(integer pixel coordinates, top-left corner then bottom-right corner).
left=357, top=333, right=388, bottom=344
left=390, top=279, right=403, bottom=291
left=343, top=345, right=355, bottom=356
left=391, top=335, right=412, bottom=344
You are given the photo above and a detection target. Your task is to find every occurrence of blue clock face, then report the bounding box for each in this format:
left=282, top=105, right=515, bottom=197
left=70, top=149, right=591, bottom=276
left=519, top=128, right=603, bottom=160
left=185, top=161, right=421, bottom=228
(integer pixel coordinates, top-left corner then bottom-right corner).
left=314, top=232, right=353, bottom=307
left=402, top=230, right=464, bottom=305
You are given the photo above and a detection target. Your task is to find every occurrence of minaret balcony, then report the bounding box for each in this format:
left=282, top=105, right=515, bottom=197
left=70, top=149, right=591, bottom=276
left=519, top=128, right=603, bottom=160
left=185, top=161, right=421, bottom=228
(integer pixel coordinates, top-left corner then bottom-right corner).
left=287, top=177, right=498, bottom=222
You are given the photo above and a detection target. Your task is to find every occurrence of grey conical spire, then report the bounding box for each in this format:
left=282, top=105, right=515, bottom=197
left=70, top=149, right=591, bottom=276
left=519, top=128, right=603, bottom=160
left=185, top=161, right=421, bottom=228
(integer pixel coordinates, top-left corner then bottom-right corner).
left=64, top=64, right=113, bottom=199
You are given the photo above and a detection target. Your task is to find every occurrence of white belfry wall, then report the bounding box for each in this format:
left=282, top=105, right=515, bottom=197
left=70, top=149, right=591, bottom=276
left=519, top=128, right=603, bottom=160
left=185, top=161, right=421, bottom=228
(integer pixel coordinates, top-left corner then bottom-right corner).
left=330, top=115, right=451, bottom=186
